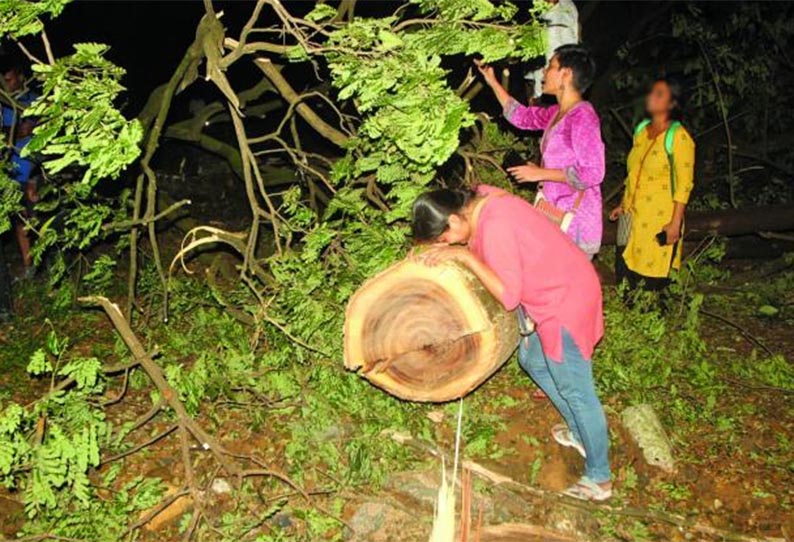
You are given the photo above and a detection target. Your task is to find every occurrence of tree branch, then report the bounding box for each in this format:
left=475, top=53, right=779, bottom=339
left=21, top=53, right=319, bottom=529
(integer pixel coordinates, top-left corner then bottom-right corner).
left=253, top=58, right=349, bottom=147
left=80, top=296, right=242, bottom=477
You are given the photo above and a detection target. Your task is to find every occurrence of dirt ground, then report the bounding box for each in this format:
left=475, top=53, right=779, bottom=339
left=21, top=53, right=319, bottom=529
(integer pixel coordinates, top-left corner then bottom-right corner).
left=1, top=257, right=792, bottom=542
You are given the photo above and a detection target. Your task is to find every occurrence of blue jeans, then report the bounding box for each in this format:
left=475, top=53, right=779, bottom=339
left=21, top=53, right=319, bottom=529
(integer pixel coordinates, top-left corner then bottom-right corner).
left=518, top=329, right=611, bottom=483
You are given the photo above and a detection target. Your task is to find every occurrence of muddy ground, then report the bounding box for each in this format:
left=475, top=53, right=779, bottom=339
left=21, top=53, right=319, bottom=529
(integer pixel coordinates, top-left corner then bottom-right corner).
left=0, top=255, right=792, bottom=542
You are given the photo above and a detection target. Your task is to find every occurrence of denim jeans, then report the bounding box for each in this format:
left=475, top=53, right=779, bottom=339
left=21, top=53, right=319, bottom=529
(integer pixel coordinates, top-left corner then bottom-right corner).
left=518, top=328, right=611, bottom=483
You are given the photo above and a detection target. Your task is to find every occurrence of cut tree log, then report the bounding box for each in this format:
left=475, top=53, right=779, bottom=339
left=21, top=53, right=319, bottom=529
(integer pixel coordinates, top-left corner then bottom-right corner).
left=343, top=259, right=519, bottom=402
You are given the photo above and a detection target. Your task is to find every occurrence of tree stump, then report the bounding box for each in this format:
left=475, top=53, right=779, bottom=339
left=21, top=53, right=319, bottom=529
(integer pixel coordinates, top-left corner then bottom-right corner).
left=344, top=259, right=519, bottom=402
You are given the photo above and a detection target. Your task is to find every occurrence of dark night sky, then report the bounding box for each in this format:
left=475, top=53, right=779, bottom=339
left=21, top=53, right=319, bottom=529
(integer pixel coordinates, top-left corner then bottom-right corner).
left=8, top=1, right=741, bottom=119
left=31, top=1, right=406, bottom=115
left=19, top=0, right=522, bottom=115
left=46, top=1, right=233, bottom=112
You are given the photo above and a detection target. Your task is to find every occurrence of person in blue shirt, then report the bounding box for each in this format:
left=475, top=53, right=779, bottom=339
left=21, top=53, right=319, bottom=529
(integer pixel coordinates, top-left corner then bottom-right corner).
left=1, top=61, right=39, bottom=274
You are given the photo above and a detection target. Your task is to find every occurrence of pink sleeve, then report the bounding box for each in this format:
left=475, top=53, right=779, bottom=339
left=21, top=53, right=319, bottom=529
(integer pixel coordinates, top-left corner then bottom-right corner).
left=475, top=184, right=508, bottom=197
left=564, top=108, right=605, bottom=189
left=479, top=216, right=525, bottom=311
left=503, top=98, right=556, bottom=131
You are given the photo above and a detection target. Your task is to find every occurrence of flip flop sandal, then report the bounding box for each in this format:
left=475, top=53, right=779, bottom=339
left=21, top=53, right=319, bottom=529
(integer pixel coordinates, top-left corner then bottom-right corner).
left=551, top=423, right=586, bottom=458
left=563, top=477, right=613, bottom=502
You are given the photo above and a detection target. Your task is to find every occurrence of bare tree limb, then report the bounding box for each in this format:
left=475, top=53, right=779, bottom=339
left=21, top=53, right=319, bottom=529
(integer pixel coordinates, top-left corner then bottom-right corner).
left=253, top=58, right=349, bottom=147
left=80, top=296, right=242, bottom=477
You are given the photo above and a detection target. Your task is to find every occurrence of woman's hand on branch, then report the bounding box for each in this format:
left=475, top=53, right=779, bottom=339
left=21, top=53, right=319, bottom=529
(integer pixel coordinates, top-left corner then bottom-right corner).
left=474, top=59, right=498, bottom=87
left=609, top=206, right=623, bottom=221
left=507, top=163, right=545, bottom=183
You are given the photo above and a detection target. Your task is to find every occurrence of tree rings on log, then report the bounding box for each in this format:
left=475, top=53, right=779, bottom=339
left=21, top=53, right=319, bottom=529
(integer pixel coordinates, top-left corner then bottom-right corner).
left=344, top=259, right=519, bottom=402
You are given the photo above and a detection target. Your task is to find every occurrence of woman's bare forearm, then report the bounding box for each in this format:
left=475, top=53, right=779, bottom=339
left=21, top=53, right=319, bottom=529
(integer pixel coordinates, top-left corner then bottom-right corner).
left=485, top=79, right=512, bottom=109
left=671, top=201, right=685, bottom=225
left=538, top=168, right=566, bottom=183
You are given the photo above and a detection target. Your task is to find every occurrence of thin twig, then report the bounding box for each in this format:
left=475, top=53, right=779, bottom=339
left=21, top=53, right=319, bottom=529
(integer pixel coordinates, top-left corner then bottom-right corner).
left=609, top=107, right=633, bottom=141
left=104, top=199, right=191, bottom=232
left=698, top=39, right=736, bottom=208
left=101, top=367, right=132, bottom=406
left=700, top=308, right=774, bottom=356
left=718, top=375, right=794, bottom=396
left=41, top=30, right=56, bottom=64
left=80, top=296, right=242, bottom=477
left=13, top=40, right=44, bottom=65
left=101, top=424, right=177, bottom=465
left=180, top=423, right=203, bottom=542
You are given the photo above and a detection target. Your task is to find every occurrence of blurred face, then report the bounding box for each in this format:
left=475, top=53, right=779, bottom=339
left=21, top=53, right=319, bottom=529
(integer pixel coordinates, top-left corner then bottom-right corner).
left=646, top=81, right=675, bottom=118
left=542, top=55, right=570, bottom=95
left=436, top=213, right=471, bottom=245
left=2, top=70, right=23, bottom=93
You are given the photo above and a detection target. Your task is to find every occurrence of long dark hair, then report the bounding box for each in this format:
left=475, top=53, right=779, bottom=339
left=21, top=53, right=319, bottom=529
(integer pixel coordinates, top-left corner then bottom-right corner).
left=654, top=75, right=685, bottom=121
left=411, top=188, right=474, bottom=242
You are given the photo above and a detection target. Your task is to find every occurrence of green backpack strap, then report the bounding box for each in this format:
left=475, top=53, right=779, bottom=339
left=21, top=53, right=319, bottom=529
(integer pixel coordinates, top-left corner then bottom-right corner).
left=664, top=121, right=681, bottom=197
left=633, top=119, right=651, bottom=139
left=634, top=119, right=681, bottom=198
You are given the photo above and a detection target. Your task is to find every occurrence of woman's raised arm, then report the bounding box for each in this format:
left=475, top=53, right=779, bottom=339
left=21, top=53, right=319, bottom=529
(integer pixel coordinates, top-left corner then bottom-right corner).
left=476, top=60, right=555, bottom=131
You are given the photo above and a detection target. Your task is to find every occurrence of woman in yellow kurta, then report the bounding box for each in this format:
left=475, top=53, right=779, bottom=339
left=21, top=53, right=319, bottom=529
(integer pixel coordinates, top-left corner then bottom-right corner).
left=610, top=77, right=695, bottom=289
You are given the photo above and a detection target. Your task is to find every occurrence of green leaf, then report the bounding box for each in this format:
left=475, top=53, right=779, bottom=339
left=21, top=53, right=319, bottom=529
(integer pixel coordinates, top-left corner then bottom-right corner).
left=27, top=349, right=53, bottom=376
left=305, top=3, right=337, bottom=22
left=758, top=305, right=779, bottom=317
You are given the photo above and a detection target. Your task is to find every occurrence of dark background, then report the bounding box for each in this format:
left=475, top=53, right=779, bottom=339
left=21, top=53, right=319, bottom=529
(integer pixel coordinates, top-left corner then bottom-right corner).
left=23, top=1, right=722, bottom=113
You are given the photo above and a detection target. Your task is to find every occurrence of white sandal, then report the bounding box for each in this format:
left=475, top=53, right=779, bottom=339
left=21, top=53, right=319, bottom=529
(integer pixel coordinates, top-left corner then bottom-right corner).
left=551, top=423, right=586, bottom=458
left=563, top=477, right=613, bottom=502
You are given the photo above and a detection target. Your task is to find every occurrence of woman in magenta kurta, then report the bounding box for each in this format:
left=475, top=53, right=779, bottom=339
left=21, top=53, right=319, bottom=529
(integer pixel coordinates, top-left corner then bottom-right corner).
left=477, top=45, right=605, bottom=257
left=411, top=185, right=612, bottom=501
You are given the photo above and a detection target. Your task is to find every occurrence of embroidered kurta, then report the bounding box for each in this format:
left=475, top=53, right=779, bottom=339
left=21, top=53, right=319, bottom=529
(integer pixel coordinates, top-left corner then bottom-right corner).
left=471, top=185, right=604, bottom=362
left=620, top=125, right=695, bottom=278
left=504, top=99, right=605, bottom=256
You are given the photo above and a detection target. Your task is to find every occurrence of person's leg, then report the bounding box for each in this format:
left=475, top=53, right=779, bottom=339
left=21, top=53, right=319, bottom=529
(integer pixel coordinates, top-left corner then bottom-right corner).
left=615, top=245, right=628, bottom=285
left=14, top=218, right=32, bottom=269
left=0, top=234, right=12, bottom=317
left=518, top=333, right=580, bottom=437
left=14, top=180, right=36, bottom=271
left=544, top=329, right=611, bottom=484
left=639, top=274, right=670, bottom=292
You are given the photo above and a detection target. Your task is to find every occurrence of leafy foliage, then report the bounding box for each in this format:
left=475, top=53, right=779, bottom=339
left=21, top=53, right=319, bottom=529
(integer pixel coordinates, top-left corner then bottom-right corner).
left=26, top=42, right=143, bottom=185
left=0, top=5, right=141, bottom=291
left=253, top=1, right=546, bottom=380
left=315, top=0, right=543, bottom=223
left=0, top=0, right=69, bottom=39
left=0, top=321, right=166, bottom=541
left=0, top=170, right=22, bottom=234
left=7, top=1, right=794, bottom=541
left=1, top=333, right=105, bottom=516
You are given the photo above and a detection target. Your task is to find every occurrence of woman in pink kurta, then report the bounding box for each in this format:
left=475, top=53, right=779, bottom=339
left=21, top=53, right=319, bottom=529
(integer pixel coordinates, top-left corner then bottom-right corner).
left=477, top=45, right=605, bottom=257
left=411, top=185, right=612, bottom=501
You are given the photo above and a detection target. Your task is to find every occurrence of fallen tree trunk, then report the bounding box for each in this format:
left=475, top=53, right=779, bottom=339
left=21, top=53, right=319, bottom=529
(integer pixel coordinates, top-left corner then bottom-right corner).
left=344, top=260, right=519, bottom=402
left=602, top=203, right=794, bottom=245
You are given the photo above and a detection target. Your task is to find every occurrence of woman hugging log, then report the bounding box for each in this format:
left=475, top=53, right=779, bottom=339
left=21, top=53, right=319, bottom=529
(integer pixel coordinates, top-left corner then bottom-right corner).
left=345, top=182, right=613, bottom=503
